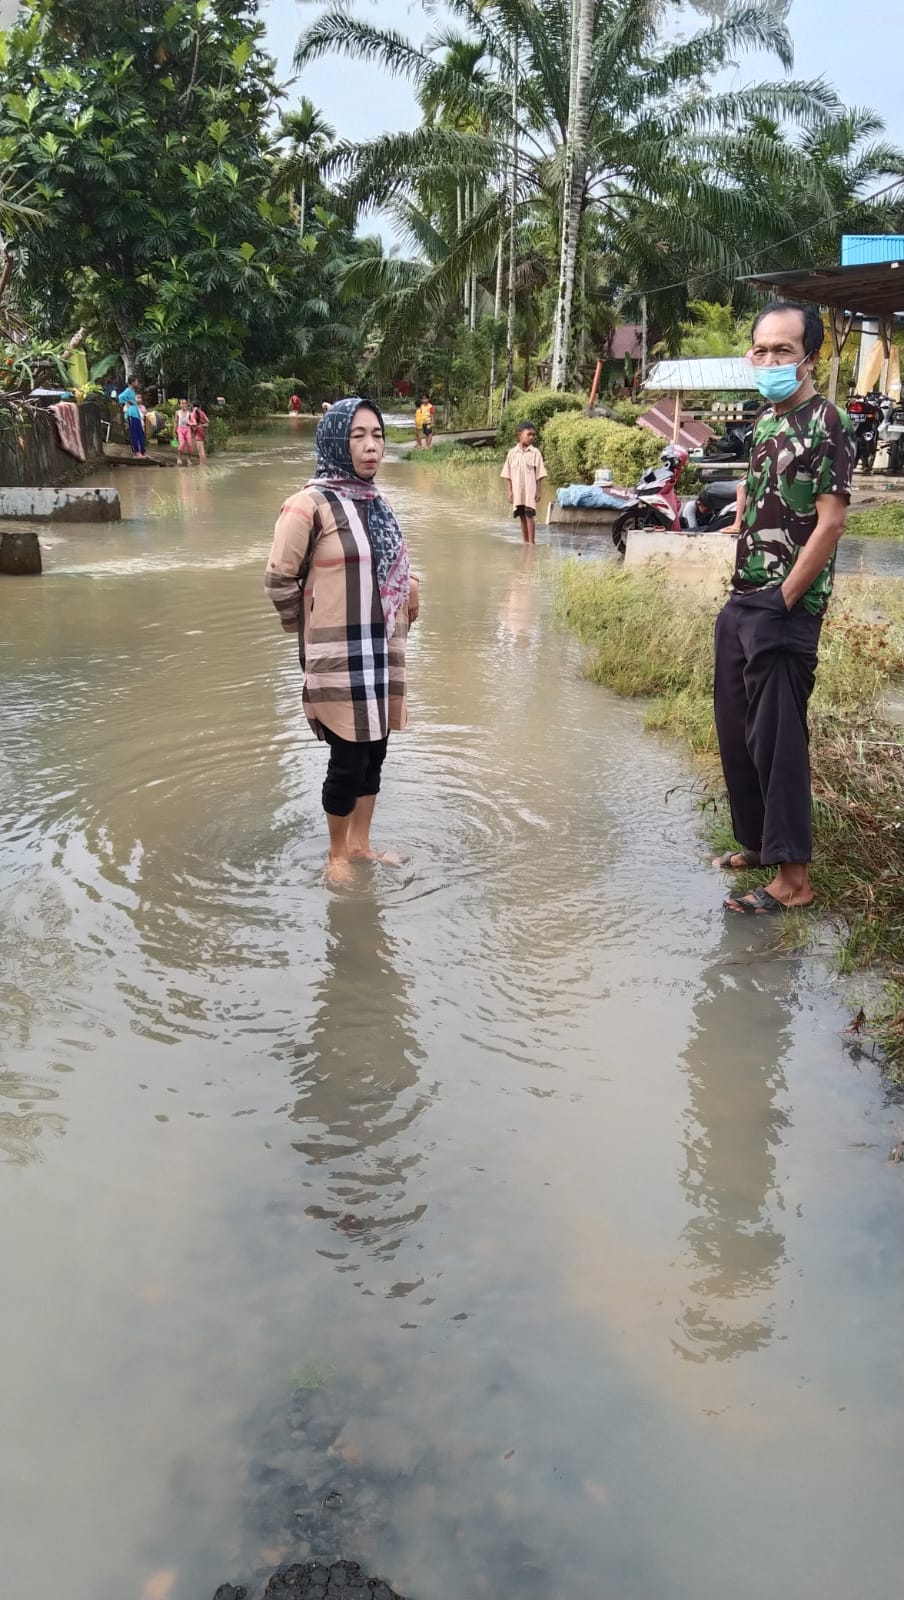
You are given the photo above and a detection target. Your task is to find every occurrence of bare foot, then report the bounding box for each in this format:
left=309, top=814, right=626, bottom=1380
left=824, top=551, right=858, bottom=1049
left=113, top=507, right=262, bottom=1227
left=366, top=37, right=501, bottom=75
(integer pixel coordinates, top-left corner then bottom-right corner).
left=348, top=846, right=402, bottom=866
left=324, top=855, right=355, bottom=886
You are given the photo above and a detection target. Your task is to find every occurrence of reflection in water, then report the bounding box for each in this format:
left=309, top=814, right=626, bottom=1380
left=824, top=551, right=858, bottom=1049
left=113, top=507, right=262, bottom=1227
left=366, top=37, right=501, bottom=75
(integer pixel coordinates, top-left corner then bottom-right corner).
left=497, top=545, right=540, bottom=651
left=280, top=893, right=429, bottom=1270
left=675, top=939, right=791, bottom=1362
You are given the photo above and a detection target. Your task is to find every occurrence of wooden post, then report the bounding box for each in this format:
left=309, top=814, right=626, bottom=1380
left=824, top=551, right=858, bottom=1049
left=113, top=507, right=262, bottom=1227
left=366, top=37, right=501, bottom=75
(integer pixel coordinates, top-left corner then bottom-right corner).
left=828, top=306, right=855, bottom=403
left=672, top=391, right=682, bottom=443
left=588, top=358, right=603, bottom=409
left=880, top=315, right=892, bottom=393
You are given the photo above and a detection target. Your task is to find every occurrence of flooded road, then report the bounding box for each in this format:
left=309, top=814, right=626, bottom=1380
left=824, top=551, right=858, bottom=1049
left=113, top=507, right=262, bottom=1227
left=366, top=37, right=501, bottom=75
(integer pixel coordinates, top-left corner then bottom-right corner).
left=2, top=425, right=903, bottom=1600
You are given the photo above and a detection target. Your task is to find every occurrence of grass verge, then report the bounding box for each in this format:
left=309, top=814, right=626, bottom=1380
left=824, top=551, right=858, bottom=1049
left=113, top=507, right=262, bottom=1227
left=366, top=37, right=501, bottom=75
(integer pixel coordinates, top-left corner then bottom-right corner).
left=396, top=442, right=503, bottom=470
left=556, top=560, right=904, bottom=1078
left=846, top=502, right=904, bottom=539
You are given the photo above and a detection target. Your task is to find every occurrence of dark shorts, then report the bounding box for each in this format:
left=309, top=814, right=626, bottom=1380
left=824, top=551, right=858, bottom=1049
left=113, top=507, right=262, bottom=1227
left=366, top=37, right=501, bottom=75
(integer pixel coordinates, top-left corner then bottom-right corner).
left=422, top=426, right=433, bottom=437
left=513, top=504, right=536, bottom=520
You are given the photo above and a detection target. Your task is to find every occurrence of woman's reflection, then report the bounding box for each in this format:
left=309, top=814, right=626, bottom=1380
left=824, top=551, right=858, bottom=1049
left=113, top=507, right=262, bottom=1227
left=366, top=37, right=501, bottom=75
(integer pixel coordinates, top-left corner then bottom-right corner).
left=283, top=893, right=428, bottom=1272
left=674, top=949, right=793, bottom=1362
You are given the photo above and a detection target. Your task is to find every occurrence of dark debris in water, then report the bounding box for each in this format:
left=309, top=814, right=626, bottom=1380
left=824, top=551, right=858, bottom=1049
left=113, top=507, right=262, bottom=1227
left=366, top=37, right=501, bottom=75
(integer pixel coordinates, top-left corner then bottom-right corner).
left=213, top=1560, right=407, bottom=1600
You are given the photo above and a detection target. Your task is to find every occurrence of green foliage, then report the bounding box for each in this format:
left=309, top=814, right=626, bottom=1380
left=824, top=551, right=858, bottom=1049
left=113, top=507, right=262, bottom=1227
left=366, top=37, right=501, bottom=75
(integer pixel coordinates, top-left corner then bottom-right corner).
left=0, top=0, right=306, bottom=389
left=205, top=415, right=231, bottom=454
left=254, top=375, right=305, bottom=411
left=498, top=388, right=582, bottom=449
left=676, top=300, right=750, bottom=360
left=606, top=399, right=647, bottom=427
left=541, top=413, right=662, bottom=487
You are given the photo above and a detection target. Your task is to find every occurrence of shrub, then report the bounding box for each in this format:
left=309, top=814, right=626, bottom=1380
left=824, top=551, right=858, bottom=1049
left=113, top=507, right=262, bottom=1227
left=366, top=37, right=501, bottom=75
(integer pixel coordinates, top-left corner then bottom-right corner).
left=206, top=416, right=231, bottom=454
left=497, top=387, right=582, bottom=448
left=541, top=412, right=662, bottom=487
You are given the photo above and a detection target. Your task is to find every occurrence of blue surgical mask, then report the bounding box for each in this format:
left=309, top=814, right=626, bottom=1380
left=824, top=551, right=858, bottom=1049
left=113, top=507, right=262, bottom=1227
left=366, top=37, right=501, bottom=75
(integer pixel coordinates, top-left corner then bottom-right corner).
left=754, top=361, right=805, bottom=404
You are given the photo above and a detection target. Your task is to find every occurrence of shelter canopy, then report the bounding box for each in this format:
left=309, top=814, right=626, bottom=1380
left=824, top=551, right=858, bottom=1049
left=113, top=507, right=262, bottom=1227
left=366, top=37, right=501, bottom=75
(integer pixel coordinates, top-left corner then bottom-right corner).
left=743, top=261, right=904, bottom=399
left=644, top=357, right=758, bottom=391
left=744, top=261, right=904, bottom=319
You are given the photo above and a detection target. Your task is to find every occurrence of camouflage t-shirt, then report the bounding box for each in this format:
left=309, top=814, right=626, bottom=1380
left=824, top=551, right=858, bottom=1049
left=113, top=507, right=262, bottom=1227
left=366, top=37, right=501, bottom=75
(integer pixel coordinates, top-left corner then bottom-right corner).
left=732, top=394, right=855, bottom=616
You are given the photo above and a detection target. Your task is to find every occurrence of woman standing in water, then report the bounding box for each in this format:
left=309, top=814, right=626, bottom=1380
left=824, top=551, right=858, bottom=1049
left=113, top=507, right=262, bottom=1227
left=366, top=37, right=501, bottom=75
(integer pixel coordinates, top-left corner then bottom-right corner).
left=264, top=398, right=419, bottom=883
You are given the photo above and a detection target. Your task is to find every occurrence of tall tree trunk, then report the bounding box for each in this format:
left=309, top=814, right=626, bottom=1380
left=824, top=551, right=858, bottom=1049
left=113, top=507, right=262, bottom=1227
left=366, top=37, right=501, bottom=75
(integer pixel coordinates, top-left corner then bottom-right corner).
left=487, top=200, right=505, bottom=422
left=469, top=184, right=478, bottom=332
left=503, top=35, right=519, bottom=406
left=299, top=175, right=306, bottom=240
left=551, top=0, right=593, bottom=391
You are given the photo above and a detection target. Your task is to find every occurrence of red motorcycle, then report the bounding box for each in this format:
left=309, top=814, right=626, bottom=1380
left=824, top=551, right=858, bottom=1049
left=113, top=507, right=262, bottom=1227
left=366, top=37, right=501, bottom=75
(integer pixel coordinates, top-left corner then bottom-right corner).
left=610, top=444, right=689, bottom=553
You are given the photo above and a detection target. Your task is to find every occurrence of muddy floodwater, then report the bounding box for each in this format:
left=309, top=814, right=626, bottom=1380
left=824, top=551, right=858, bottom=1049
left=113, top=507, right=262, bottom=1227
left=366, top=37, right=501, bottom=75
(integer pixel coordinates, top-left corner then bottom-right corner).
left=2, top=424, right=904, bottom=1600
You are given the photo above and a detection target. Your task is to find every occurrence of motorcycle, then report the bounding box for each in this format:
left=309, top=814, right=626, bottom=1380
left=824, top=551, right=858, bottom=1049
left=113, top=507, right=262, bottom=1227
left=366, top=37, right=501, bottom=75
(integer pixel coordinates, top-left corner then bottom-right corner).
left=875, top=393, right=904, bottom=473
left=847, top=392, right=882, bottom=473
left=678, top=480, right=741, bottom=534
left=705, top=398, right=759, bottom=462
left=610, top=444, right=689, bottom=552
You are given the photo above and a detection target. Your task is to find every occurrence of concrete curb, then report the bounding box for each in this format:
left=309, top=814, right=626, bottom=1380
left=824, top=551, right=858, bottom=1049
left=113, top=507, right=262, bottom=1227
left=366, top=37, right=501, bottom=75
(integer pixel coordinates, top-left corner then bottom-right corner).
left=0, top=486, right=121, bottom=522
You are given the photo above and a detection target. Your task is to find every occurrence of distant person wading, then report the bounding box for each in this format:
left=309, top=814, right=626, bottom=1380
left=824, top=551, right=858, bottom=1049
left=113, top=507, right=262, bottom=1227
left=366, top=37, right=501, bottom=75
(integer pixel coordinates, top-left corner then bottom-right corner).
left=264, top=398, right=420, bottom=884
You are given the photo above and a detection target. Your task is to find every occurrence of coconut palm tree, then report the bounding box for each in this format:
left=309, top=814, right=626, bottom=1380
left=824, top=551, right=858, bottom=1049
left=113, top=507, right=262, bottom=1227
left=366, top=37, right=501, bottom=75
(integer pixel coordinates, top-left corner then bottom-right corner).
left=296, top=0, right=845, bottom=385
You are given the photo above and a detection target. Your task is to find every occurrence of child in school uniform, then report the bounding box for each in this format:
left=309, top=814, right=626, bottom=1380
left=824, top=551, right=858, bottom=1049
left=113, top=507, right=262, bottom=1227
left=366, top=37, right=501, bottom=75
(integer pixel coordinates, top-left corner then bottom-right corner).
left=501, top=421, right=547, bottom=543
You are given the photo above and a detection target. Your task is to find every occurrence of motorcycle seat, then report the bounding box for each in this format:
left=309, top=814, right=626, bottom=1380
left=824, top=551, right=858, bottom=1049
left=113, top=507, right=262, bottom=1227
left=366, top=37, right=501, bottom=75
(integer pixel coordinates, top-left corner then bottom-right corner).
left=700, top=480, right=740, bottom=507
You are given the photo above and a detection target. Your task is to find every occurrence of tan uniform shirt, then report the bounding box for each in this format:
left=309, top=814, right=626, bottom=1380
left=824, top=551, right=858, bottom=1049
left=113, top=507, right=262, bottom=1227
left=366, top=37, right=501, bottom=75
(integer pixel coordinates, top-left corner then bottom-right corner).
left=502, top=444, right=547, bottom=511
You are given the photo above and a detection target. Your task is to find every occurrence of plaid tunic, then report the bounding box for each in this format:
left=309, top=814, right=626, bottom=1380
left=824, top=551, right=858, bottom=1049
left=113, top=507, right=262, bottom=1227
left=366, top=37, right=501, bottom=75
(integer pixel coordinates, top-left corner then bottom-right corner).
left=265, top=487, right=408, bottom=742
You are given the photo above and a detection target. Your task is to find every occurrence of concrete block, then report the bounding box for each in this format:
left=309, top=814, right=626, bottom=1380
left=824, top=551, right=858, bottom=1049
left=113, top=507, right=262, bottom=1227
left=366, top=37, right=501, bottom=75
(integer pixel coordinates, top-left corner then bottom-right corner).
left=547, top=502, right=618, bottom=531
left=0, top=529, right=42, bottom=575
left=0, top=486, right=120, bottom=522
left=625, top=529, right=734, bottom=571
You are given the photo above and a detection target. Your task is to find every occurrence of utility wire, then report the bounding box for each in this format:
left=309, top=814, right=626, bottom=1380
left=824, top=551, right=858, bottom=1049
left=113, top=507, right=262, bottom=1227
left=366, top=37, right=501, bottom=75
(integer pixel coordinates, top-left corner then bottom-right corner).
left=639, top=175, right=904, bottom=300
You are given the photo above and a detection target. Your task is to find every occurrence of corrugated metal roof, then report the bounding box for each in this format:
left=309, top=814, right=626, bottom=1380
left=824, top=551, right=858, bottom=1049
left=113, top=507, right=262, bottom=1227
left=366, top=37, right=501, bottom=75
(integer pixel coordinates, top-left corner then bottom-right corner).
left=644, top=358, right=759, bottom=391
left=841, top=236, right=904, bottom=266
left=744, top=261, right=904, bottom=317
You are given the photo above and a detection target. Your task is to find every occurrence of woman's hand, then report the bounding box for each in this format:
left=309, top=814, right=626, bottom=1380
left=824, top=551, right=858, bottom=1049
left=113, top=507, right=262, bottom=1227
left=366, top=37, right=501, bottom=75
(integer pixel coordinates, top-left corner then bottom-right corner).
left=408, top=575, right=420, bottom=624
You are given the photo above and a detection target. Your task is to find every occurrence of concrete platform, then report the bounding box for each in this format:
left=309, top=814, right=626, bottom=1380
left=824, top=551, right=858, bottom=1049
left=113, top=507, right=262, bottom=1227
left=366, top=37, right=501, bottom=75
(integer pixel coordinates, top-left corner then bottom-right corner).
left=0, top=486, right=121, bottom=522
left=625, top=528, right=734, bottom=571
left=547, top=502, right=619, bottom=531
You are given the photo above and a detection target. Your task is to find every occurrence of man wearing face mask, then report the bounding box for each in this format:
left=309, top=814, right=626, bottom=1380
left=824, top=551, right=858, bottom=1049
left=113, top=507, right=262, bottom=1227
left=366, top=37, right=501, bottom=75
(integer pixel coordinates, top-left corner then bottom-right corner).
left=712, top=300, right=855, bottom=914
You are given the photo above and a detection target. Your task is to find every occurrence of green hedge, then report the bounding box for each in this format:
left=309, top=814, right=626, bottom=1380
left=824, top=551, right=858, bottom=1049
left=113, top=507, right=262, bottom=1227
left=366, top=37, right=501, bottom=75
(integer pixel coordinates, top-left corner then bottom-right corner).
left=541, top=413, right=662, bottom=487
left=498, top=387, right=583, bottom=448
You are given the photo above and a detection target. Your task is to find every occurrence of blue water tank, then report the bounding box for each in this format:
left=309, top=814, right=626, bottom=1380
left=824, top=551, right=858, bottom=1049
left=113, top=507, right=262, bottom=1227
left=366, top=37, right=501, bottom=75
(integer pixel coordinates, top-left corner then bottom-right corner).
left=841, top=235, right=904, bottom=265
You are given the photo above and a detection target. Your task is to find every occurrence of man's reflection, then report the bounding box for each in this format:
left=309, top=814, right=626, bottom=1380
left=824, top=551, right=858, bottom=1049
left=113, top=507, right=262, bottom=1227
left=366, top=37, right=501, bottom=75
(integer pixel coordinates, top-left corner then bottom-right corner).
left=674, top=948, right=792, bottom=1362
left=284, top=893, right=428, bottom=1267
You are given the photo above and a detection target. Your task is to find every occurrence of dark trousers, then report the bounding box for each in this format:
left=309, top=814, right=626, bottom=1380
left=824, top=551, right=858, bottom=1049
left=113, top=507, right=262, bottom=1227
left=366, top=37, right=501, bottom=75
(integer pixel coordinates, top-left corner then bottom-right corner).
left=127, top=414, right=146, bottom=454
left=321, top=727, right=389, bottom=817
left=713, top=590, right=822, bottom=866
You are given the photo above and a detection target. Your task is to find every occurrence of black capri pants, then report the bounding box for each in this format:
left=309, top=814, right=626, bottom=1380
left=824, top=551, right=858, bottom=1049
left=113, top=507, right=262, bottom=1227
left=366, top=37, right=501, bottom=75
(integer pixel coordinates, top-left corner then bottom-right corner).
left=321, top=727, right=389, bottom=817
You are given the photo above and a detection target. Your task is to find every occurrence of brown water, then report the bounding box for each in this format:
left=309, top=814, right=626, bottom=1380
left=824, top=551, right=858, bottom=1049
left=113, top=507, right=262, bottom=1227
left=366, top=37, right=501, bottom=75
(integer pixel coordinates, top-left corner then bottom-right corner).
left=2, top=424, right=903, bottom=1600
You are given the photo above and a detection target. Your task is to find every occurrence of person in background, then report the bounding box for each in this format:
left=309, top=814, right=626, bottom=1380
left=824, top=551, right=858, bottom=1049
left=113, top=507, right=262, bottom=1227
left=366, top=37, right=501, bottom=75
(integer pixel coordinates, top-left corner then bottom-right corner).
left=289, top=393, right=302, bottom=415
left=415, top=395, right=435, bottom=448
left=321, top=400, right=331, bottom=417
left=502, top=421, right=547, bottom=543
left=191, top=400, right=209, bottom=464
left=121, top=388, right=147, bottom=458
left=264, top=397, right=420, bottom=885
left=714, top=300, right=855, bottom=913
left=175, top=398, right=194, bottom=466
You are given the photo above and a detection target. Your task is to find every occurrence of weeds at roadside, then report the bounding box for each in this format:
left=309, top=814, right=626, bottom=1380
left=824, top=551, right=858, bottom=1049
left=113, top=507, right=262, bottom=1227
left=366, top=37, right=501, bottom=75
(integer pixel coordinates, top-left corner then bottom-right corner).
left=846, top=502, right=904, bottom=540
left=556, top=559, right=904, bottom=1077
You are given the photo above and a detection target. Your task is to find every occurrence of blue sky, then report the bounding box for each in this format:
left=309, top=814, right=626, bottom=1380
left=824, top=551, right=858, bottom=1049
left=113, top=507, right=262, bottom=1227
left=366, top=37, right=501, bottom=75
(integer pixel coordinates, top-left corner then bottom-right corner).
left=263, top=0, right=904, bottom=147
